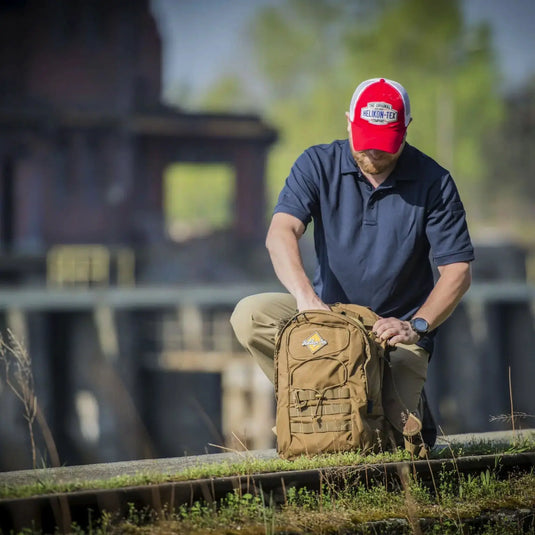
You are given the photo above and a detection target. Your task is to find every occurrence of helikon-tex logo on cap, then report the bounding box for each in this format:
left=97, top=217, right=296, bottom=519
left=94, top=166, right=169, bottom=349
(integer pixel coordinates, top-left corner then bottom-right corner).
left=302, top=331, right=327, bottom=353
left=360, top=102, right=398, bottom=125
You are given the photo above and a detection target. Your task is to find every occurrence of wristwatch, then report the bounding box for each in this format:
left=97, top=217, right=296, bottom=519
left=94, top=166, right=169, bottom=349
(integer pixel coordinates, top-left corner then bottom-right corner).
left=410, top=317, right=430, bottom=339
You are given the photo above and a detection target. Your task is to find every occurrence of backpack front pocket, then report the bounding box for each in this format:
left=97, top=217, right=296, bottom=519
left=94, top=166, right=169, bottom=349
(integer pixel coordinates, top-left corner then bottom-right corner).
left=287, top=322, right=350, bottom=360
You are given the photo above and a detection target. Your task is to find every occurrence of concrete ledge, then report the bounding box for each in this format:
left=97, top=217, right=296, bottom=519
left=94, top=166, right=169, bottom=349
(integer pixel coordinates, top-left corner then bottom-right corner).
left=435, top=428, right=535, bottom=447
left=0, top=449, right=278, bottom=489
left=0, top=430, right=533, bottom=534
left=0, top=429, right=533, bottom=490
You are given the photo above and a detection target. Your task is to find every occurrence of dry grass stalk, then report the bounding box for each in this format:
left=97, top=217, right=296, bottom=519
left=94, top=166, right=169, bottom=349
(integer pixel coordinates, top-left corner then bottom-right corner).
left=0, top=328, right=38, bottom=468
left=509, top=365, right=515, bottom=434
left=0, top=328, right=70, bottom=532
left=0, top=328, right=61, bottom=468
left=489, top=412, right=533, bottom=424
left=397, top=463, right=422, bottom=535
left=489, top=366, right=534, bottom=439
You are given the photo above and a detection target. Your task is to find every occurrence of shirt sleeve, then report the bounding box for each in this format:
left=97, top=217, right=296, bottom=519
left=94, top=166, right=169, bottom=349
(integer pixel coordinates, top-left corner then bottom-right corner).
left=273, top=150, right=320, bottom=227
left=425, top=173, right=475, bottom=266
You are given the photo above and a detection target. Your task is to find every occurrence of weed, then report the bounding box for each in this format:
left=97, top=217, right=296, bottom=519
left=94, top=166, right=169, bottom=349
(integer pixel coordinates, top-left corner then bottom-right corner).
left=0, top=329, right=72, bottom=531
left=0, top=329, right=38, bottom=468
left=0, top=329, right=61, bottom=470
left=285, top=485, right=321, bottom=510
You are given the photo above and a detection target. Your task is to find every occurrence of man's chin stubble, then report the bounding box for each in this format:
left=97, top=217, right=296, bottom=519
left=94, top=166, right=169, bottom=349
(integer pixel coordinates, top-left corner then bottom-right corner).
left=360, top=161, right=390, bottom=175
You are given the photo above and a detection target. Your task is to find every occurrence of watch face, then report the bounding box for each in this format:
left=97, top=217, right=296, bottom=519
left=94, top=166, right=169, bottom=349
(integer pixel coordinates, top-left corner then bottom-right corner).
left=412, top=318, right=429, bottom=333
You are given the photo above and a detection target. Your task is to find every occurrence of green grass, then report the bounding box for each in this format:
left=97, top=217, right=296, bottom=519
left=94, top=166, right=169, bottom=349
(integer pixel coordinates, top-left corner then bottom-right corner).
left=1, top=437, right=534, bottom=501
left=70, top=470, right=535, bottom=534
left=0, top=449, right=410, bottom=500
left=3, top=438, right=534, bottom=534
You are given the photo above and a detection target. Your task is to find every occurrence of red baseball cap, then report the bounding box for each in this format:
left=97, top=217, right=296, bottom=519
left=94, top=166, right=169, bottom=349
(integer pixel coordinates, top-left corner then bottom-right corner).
left=348, top=78, right=411, bottom=154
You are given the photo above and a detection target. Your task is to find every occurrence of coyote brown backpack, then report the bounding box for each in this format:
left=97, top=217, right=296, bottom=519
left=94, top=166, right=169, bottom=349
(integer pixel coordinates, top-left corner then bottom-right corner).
left=274, top=303, right=392, bottom=459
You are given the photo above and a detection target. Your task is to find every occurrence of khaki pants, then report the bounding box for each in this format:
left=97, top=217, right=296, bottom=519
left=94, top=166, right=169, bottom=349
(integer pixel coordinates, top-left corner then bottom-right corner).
left=230, top=292, right=429, bottom=434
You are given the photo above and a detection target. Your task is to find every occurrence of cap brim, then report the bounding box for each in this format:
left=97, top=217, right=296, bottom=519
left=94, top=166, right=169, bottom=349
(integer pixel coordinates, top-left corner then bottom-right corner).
left=351, top=122, right=405, bottom=154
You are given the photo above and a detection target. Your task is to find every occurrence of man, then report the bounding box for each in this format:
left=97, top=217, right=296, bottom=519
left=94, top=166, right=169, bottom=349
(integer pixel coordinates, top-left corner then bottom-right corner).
left=231, top=78, right=473, bottom=450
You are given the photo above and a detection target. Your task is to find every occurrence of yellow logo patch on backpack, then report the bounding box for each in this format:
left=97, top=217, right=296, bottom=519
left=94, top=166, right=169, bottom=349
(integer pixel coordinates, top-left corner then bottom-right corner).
left=274, top=303, right=393, bottom=459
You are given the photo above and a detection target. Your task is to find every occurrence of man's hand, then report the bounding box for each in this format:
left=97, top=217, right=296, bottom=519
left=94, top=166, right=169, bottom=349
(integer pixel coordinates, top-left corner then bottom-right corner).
left=372, top=317, right=419, bottom=346
left=296, top=294, right=330, bottom=312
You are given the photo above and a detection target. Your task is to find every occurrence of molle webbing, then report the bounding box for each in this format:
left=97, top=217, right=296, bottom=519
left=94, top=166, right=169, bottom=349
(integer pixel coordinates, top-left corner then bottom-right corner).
left=290, top=420, right=352, bottom=434
left=289, top=402, right=351, bottom=417
left=291, top=387, right=350, bottom=403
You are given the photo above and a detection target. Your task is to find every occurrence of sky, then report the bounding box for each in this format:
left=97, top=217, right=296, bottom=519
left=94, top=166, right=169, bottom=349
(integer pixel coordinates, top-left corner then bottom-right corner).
left=151, top=0, right=270, bottom=105
left=151, top=0, right=535, bottom=107
left=462, top=0, right=535, bottom=88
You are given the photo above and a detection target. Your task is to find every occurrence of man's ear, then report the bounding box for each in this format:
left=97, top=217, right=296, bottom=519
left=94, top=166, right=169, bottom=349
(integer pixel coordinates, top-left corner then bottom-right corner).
left=345, top=111, right=351, bottom=133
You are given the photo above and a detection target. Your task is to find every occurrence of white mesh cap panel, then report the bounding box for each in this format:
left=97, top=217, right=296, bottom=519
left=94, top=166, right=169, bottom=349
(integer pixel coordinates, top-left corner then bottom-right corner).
left=349, top=78, right=411, bottom=126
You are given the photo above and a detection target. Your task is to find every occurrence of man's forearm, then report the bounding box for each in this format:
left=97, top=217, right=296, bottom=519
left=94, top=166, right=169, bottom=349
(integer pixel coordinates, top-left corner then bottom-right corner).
left=373, top=261, right=472, bottom=346
left=413, top=262, right=472, bottom=331
left=266, top=228, right=314, bottom=298
left=265, top=217, right=328, bottom=310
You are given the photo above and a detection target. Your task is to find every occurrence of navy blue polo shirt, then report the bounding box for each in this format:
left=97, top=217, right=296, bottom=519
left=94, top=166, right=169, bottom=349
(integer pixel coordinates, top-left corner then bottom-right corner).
left=274, top=140, right=474, bottom=354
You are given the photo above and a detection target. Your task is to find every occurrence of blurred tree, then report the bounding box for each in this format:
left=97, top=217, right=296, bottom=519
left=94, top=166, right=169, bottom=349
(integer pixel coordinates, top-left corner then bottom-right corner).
left=483, top=75, right=535, bottom=241
left=201, top=75, right=256, bottom=113
left=248, top=0, right=504, bottom=219
left=249, top=0, right=377, bottom=206
left=342, top=0, right=503, bottom=212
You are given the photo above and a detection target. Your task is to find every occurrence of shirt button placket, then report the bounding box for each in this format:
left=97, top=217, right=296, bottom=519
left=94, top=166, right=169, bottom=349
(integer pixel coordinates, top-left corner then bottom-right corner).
left=364, top=194, right=377, bottom=226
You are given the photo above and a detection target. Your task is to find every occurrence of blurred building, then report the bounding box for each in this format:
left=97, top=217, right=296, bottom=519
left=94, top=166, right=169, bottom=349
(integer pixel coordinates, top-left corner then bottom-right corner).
left=0, top=0, right=277, bottom=470
left=0, top=0, right=276, bottom=271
